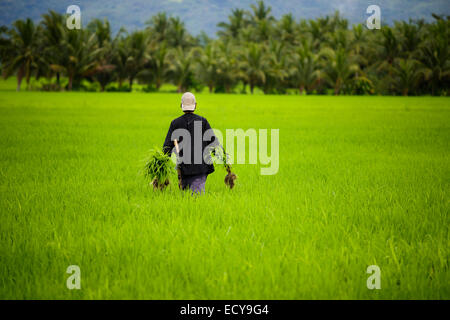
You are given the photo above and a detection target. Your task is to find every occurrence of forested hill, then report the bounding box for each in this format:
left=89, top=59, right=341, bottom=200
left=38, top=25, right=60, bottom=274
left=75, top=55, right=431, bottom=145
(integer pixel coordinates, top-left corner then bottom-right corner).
left=0, top=0, right=449, bottom=36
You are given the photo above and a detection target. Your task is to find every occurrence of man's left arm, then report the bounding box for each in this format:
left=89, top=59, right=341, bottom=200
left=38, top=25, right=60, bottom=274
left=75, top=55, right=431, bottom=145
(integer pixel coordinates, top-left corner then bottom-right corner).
left=203, top=118, right=222, bottom=162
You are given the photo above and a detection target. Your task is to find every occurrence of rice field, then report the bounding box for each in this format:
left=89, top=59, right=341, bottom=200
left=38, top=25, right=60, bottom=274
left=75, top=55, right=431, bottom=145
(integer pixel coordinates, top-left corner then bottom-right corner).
left=0, top=87, right=448, bottom=299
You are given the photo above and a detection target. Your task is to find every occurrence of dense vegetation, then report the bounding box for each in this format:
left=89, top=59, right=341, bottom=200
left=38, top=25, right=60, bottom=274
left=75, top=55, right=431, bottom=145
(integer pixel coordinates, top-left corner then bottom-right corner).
left=0, top=1, right=448, bottom=95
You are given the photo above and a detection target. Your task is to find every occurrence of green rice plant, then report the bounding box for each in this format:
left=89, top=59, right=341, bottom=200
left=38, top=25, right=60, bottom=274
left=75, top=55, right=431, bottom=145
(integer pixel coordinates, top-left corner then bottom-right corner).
left=0, top=91, right=448, bottom=299
left=143, top=147, right=175, bottom=190
left=210, top=145, right=237, bottom=189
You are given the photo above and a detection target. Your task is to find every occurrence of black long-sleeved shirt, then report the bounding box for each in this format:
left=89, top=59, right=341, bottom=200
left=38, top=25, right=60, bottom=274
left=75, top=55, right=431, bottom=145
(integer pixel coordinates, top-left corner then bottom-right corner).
left=163, top=112, right=218, bottom=177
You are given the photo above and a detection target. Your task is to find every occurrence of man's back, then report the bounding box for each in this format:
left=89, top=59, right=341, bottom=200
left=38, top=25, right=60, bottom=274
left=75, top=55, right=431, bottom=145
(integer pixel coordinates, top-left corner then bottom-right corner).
left=163, top=112, right=216, bottom=177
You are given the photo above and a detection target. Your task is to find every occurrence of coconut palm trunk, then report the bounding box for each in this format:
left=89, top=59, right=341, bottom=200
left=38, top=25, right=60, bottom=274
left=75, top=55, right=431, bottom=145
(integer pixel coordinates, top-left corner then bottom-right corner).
left=16, top=66, right=24, bottom=91
left=129, top=78, right=133, bottom=90
left=68, top=75, right=73, bottom=91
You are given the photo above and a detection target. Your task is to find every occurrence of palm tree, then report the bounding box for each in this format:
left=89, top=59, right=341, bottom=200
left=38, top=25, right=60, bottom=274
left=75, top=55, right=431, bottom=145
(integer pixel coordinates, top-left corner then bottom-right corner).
left=195, top=42, right=219, bottom=92
left=41, top=11, right=65, bottom=86
left=292, top=39, right=320, bottom=94
left=253, top=19, right=273, bottom=42
left=249, top=1, right=274, bottom=23
left=329, top=11, right=348, bottom=32
left=3, top=18, right=40, bottom=91
left=217, top=9, right=248, bottom=39
left=350, top=24, right=369, bottom=74
left=0, top=26, right=11, bottom=78
left=216, top=41, right=239, bottom=93
left=0, top=25, right=9, bottom=60
left=327, top=29, right=350, bottom=51
left=308, top=17, right=332, bottom=51
left=112, top=29, right=131, bottom=90
left=321, top=47, right=359, bottom=95
left=148, top=40, right=169, bottom=90
left=146, top=12, right=170, bottom=42
left=390, top=58, right=424, bottom=95
left=167, top=17, right=189, bottom=48
left=263, top=41, right=289, bottom=93
left=237, top=25, right=254, bottom=43
left=397, top=21, right=422, bottom=58
left=125, top=31, right=150, bottom=90
left=87, top=18, right=111, bottom=47
left=88, top=19, right=116, bottom=92
left=239, top=43, right=267, bottom=94
left=277, top=13, right=296, bottom=45
left=419, top=19, right=449, bottom=95
left=167, top=47, right=196, bottom=92
left=94, top=48, right=116, bottom=92
left=377, top=26, right=400, bottom=72
left=50, top=29, right=98, bottom=90
left=248, top=1, right=275, bottom=42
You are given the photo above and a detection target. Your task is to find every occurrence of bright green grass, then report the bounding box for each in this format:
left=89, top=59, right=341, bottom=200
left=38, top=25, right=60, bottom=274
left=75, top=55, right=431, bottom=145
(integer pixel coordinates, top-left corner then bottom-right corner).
left=0, top=77, right=17, bottom=91
left=0, top=90, right=448, bottom=299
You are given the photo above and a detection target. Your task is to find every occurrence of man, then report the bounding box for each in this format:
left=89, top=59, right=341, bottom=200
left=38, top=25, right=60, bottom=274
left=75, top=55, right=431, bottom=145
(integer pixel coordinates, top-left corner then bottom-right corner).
left=162, top=92, right=218, bottom=194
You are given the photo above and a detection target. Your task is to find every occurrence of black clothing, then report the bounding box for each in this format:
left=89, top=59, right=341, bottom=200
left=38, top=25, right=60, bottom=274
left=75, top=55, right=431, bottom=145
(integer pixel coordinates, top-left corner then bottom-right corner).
left=163, top=113, right=218, bottom=177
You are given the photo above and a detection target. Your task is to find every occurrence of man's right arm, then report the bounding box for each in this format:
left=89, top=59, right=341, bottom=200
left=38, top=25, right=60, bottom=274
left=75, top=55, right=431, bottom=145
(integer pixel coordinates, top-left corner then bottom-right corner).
left=162, top=121, right=174, bottom=155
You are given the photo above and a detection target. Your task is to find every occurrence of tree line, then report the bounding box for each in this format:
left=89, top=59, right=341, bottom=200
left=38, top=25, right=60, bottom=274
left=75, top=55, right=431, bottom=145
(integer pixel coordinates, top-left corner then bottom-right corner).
left=0, top=1, right=448, bottom=95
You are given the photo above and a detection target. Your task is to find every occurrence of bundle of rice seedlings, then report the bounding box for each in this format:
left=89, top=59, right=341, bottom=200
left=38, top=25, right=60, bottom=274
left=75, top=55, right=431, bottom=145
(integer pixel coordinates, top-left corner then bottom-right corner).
left=143, top=148, right=174, bottom=190
left=210, top=145, right=237, bottom=189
